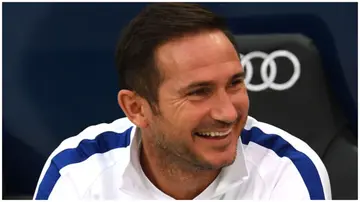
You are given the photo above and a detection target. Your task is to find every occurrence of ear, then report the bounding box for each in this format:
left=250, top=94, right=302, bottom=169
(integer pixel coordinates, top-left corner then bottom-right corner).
left=117, top=90, right=148, bottom=128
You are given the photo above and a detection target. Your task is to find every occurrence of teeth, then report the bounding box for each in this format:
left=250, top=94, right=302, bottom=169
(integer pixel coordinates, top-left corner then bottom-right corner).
left=197, top=128, right=232, bottom=137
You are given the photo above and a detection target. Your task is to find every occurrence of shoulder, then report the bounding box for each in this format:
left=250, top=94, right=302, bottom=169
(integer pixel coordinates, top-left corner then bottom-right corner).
left=241, top=116, right=331, bottom=199
left=50, top=117, right=135, bottom=169
left=53, top=117, right=134, bottom=158
left=34, top=117, right=136, bottom=199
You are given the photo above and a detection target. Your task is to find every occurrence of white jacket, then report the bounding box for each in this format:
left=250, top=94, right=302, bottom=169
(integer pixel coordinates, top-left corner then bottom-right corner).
left=34, top=116, right=331, bottom=200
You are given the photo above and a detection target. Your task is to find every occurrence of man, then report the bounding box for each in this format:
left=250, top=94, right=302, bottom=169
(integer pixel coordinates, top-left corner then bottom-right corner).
left=34, top=3, right=331, bottom=200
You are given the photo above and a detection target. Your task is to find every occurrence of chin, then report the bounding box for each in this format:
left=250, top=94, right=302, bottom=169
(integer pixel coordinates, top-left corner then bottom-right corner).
left=215, top=155, right=236, bottom=168
left=192, top=135, right=239, bottom=170
left=200, top=151, right=237, bottom=170
left=200, top=159, right=235, bottom=171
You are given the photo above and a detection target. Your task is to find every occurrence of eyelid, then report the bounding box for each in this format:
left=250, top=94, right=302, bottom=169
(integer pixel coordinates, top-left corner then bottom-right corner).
left=184, top=75, right=245, bottom=97
left=229, top=78, right=243, bottom=86
left=187, top=87, right=212, bottom=96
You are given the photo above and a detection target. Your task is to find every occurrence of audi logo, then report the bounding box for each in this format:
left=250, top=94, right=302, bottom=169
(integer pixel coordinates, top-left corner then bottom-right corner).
left=240, top=50, right=301, bottom=92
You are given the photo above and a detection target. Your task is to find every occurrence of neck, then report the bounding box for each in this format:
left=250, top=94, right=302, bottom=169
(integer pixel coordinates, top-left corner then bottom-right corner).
left=140, top=139, right=220, bottom=200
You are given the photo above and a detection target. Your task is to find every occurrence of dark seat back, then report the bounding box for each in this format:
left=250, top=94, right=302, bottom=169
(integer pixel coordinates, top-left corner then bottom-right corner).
left=235, top=34, right=357, bottom=199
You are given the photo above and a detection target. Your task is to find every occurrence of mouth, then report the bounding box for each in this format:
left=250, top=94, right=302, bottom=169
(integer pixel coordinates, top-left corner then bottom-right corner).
left=193, top=128, right=232, bottom=139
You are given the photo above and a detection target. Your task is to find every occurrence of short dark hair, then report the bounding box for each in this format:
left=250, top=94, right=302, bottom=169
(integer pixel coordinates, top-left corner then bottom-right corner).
left=115, top=3, right=238, bottom=112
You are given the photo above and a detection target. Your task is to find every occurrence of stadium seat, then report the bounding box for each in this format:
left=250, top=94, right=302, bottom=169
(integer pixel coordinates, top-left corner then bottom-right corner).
left=3, top=4, right=127, bottom=198
left=235, top=33, right=357, bottom=199
left=227, top=13, right=357, bottom=136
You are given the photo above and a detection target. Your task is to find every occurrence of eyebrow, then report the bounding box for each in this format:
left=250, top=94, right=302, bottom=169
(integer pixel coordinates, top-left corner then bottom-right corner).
left=231, top=72, right=246, bottom=81
left=179, top=71, right=246, bottom=94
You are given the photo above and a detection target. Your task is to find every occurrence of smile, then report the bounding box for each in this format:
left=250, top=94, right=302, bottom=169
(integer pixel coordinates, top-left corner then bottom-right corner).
left=195, top=128, right=232, bottom=137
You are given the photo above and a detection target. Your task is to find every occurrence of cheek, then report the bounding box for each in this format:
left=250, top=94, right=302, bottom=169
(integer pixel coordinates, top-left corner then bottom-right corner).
left=161, top=100, right=209, bottom=133
left=232, top=89, right=249, bottom=112
left=158, top=85, right=209, bottom=127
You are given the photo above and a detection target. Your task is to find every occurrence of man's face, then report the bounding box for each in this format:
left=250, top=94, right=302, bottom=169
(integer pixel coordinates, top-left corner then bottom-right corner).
left=142, top=30, right=249, bottom=170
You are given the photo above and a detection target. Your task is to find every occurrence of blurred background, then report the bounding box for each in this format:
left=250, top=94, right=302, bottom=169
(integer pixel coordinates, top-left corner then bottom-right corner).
left=2, top=2, right=358, bottom=200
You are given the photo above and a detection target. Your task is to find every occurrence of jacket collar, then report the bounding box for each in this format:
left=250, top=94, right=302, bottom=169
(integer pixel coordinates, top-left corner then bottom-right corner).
left=120, top=126, right=249, bottom=199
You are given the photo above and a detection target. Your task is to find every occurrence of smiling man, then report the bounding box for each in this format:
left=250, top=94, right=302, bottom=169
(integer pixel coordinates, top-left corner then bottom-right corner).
left=34, top=3, right=331, bottom=200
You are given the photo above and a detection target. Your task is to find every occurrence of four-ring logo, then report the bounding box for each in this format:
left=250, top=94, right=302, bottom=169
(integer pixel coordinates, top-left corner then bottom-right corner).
left=239, top=50, right=301, bottom=92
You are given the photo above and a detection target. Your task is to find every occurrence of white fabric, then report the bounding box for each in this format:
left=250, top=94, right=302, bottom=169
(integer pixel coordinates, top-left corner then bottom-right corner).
left=33, top=116, right=331, bottom=200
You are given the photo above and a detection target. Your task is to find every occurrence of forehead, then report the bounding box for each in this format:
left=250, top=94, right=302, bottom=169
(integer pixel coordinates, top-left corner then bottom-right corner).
left=155, top=30, right=242, bottom=82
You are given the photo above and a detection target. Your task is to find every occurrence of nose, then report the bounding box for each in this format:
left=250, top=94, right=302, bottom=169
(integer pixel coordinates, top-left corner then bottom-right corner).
left=210, top=90, right=238, bottom=124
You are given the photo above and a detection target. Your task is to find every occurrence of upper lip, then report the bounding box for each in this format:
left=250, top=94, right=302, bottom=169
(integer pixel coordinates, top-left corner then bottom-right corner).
left=195, top=128, right=232, bottom=134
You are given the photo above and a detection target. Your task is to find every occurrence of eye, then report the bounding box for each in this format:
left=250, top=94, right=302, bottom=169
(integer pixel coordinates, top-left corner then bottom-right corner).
left=187, top=88, right=212, bottom=97
left=228, top=79, right=243, bottom=88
